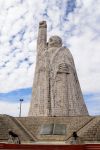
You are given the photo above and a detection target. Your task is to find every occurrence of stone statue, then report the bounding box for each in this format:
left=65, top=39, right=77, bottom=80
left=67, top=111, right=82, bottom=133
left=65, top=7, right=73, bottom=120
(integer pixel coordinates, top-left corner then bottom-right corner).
left=28, top=21, right=88, bottom=116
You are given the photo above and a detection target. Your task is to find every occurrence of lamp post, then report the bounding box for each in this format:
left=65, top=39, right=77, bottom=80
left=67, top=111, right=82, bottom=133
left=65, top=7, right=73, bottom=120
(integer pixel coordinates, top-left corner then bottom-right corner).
left=19, top=99, right=23, bottom=117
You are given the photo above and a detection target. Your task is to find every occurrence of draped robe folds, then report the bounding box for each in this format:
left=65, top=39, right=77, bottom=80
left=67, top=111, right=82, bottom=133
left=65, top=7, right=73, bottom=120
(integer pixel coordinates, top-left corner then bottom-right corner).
left=50, top=47, right=88, bottom=116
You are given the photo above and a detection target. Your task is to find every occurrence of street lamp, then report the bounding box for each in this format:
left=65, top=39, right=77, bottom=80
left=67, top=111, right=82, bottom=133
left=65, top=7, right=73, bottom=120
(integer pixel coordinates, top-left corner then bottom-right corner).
left=19, top=99, right=23, bottom=117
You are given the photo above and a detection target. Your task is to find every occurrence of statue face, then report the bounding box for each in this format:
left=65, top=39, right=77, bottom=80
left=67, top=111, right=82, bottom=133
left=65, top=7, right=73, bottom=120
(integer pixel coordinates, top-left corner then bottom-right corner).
left=48, top=36, right=62, bottom=48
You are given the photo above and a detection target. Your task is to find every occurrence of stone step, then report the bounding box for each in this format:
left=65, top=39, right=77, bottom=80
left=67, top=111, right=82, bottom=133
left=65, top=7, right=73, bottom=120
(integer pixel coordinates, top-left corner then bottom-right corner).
left=17, top=116, right=92, bottom=141
left=0, top=115, right=35, bottom=142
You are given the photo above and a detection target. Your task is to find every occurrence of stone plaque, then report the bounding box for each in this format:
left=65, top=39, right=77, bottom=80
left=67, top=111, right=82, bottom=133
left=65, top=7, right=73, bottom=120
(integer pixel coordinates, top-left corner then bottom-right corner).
left=40, top=124, right=53, bottom=135
left=53, top=124, right=66, bottom=135
left=40, top=124, right=66, bottom=135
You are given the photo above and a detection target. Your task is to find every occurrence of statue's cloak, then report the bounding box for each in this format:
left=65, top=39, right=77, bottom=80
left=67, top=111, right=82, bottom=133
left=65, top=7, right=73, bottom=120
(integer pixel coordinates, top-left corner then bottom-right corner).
left=50, top=47, right=88, bottom=116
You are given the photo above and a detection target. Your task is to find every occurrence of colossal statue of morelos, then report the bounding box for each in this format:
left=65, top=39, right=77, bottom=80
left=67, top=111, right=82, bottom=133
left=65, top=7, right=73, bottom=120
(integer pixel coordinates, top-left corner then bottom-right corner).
left=28, top=21, right=88, bottom=116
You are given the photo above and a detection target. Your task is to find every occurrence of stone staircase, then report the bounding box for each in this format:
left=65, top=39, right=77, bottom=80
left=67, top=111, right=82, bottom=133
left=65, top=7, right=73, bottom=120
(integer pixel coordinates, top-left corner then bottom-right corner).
left=64, top=116, right=93, bottom=140
left=0, top=115, right=9, bottom=142
left=0, top=115, right=35, bottom=143
left=66, top=117, right=100, bottom=143
left=17, top=117, right=40, bottom=138
left=1, top=115, right=100, bottom=143
left=79, top=117, right=100, bottom=141
left=17, top=116, right=93, bottom=142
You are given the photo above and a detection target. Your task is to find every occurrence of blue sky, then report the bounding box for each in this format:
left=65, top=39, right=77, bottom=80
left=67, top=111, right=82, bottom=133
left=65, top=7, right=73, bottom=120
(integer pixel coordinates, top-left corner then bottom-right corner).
left=0, top=0, right=100, bottom=116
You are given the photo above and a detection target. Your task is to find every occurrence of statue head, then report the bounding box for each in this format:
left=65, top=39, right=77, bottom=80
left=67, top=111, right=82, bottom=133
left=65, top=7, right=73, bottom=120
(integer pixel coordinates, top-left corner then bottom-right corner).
left=48, top=36, right=62, bottom=48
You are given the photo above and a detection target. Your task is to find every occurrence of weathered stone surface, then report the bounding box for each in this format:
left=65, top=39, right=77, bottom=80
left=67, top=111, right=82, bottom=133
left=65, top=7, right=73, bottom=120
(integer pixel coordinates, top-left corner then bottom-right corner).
left=1, top=115, right=100, bottom=143
left=0, top=115, right=36, bottom=143
left=17, top=116, right=100, bottom=143
left=28, top=21, right=88, bottom=116
left=39, top=124, right=66, bottom=135
left=40, top=124, right=53, bottom=135
left=53, top=124, right=66, bottom=135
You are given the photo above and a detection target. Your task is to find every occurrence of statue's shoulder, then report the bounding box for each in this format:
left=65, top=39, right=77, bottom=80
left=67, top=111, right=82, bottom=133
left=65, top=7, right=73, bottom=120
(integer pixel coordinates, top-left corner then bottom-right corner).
left=51, top=46, right=74, bottom=65
left=53, top=46, right=73, bottom=58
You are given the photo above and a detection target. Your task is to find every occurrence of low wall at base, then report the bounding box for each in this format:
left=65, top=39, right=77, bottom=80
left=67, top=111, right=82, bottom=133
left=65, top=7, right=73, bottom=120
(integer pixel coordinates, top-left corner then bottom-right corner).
left=0, top=143, right=100, bottom=150
left=0, top=144, right=83, bottom=150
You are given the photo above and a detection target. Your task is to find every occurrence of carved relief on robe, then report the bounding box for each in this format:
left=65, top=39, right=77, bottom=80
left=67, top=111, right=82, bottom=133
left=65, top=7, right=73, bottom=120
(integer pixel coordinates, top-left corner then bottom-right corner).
left=50, top=47, right=73, bottom=116
left=51, top=63, right=70, bottom=116
left=50, top=46, right=88, bottom=116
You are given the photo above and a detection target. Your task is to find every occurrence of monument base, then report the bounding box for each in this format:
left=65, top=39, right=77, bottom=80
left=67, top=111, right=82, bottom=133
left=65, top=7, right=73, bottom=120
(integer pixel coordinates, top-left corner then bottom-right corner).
left=1, top=115, right=100, bottom=144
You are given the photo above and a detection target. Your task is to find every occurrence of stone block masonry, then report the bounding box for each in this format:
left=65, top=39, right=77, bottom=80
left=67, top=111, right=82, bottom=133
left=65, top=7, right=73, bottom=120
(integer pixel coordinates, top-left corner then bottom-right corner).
left=28, top=21, right=88, bottom=117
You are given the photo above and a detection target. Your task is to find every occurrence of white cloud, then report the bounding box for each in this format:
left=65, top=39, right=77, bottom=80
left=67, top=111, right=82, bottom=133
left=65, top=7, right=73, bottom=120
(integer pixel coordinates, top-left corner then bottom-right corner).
left=0, top=0, right=99, bottom=95
left=66, top=1, right=100, bottom=93
left=0, top=101, right=30, bottom=116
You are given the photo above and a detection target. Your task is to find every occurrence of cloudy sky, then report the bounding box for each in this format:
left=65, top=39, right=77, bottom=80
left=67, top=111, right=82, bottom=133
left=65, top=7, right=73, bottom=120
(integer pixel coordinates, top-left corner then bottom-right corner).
left=0, top=0, right=100, bottom=116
